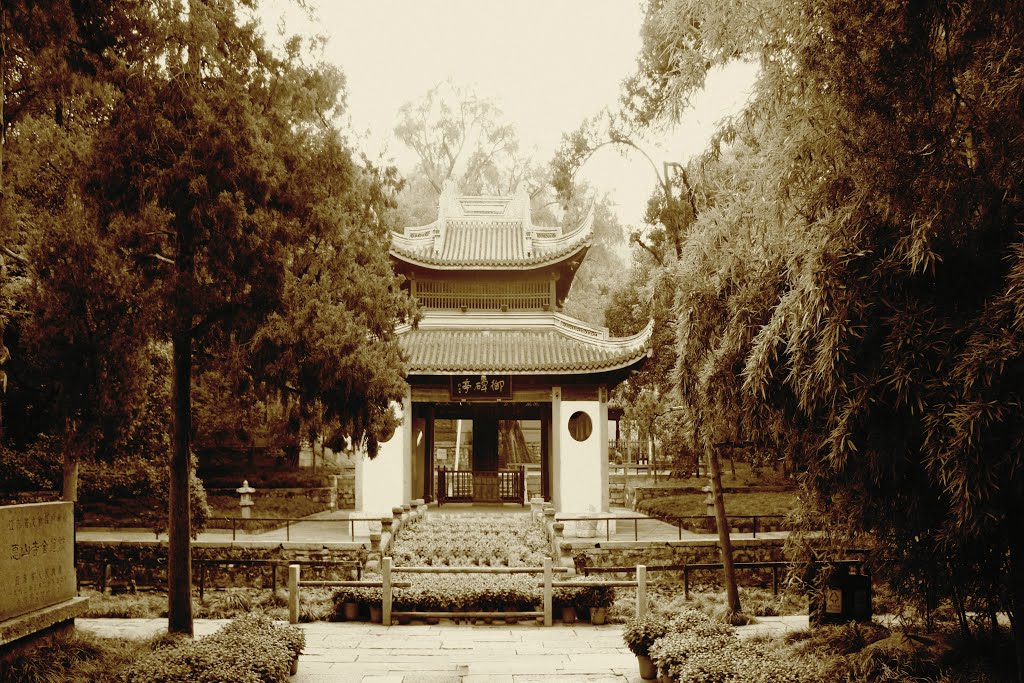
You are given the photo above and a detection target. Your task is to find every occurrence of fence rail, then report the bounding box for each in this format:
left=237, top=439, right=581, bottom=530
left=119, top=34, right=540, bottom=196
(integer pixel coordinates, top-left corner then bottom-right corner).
left=207, top=515, right=382, bottom=541
left=555, top=514, right=789, bottom=542
left=287, top=558, right=650, bottom=626
left=578, top=559, right=865, bottom=598
left=197, top=558, right=361, bottom=600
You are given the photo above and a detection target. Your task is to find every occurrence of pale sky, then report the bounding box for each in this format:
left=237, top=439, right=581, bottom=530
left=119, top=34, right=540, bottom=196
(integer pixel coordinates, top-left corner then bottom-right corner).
left=260, top=0, right=757, bottom=228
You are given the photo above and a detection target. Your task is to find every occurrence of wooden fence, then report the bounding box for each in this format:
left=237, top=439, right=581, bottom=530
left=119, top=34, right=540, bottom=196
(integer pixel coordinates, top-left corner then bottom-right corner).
left=287, top=557, right=650, bottom=626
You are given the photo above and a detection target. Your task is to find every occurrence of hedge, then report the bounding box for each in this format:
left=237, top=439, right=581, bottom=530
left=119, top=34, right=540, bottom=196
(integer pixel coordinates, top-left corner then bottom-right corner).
left=332, top=574, right=614, bottom=617
left=122, top=614, right=304, bottom=683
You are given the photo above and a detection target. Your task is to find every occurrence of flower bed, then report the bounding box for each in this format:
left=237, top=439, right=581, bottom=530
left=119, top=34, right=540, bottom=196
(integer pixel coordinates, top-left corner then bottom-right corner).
left=122, top=614, right=304, bottom=682
left=639, top=607, right=828, bottom=682
left=390, top=514, right=549, bottom=567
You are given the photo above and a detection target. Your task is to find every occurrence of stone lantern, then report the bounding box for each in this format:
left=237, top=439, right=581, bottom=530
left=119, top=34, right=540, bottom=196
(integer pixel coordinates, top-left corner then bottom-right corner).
left=702, top=485, right=715, bottom=516
left=236, top=480, right=256, bottom=519
left=702, top=485, right=716, bottom=532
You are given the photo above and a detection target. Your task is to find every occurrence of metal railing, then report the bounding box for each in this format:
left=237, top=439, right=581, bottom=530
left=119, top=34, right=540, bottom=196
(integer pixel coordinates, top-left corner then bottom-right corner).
left=578, top=559, right=864, bottom=598
left=554, top=514, right=789, bottom=541
left=208, top=515, right=383, bottom=541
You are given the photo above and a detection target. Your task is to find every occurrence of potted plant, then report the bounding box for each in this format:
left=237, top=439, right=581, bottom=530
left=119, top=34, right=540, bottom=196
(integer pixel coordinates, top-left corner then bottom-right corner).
left=554, top=587, right=579, bottom=624
left=622, top=613, right=669, bottom=680
left=333, top=587, right=359, bottom=621
left=582, top=585, right=614, bottom=625
left=356, top=586, right=382, bottom=623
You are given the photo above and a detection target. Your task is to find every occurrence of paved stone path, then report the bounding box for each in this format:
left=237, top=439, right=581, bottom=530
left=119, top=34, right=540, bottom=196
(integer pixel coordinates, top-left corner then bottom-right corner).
left=77, top=616, right=808, bottom=682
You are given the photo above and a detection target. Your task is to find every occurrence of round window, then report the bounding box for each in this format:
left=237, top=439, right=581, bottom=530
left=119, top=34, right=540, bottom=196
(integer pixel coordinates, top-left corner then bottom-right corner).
left=378, top=422, right=397, bottom=444
left=568, top=411, right=593, bottom=442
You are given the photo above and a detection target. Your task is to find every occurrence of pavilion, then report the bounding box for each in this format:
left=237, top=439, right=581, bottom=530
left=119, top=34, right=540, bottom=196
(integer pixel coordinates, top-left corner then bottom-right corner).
left=355, top=182, right=652, bottom=516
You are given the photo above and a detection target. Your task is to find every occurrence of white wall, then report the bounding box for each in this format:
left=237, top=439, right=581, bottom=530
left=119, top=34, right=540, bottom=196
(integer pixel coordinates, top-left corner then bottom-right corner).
left=554, top=397, right=609, bottom=515
left=355, top=393, right=410, bottom=518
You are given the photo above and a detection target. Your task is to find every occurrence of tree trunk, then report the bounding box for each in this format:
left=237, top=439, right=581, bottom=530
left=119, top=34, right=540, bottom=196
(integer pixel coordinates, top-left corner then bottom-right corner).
left=1008, top=529, right=1024, bottom=683
left=708, top=445, right=741, bottom=613
left=1, top=5, right=6, bottom=212
left=61, top=416, right=78, bottom=502
left=167, top=327, right=193, bottom=635
left=61, top=454, right=78, bottom=502
left=650, top=426, right=658, bottom=483
left=168, top=202, right=195, bottom=635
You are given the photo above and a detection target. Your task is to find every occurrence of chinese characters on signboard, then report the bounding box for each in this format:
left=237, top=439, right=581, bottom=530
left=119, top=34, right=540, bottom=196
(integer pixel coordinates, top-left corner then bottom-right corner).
left=449, top=374, right=512, bottom=400
left=0, top=501, right=76, bottom=622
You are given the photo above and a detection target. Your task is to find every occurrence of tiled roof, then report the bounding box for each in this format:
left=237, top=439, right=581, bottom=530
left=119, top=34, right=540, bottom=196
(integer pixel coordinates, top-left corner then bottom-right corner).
left=399, top=322, right=653, bottom=375
left=390, top=188, right=593, bottom=270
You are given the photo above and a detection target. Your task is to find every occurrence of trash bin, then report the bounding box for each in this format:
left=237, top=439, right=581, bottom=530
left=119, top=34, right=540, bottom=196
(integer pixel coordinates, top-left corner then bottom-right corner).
left=809, top=565, right=872, bottom=626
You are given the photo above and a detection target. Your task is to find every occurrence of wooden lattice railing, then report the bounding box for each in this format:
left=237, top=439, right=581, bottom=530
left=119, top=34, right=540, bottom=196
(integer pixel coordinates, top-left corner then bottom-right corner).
left=414, top=279, right=550, bottom=310
left=436, top=467, right=527, bottom=505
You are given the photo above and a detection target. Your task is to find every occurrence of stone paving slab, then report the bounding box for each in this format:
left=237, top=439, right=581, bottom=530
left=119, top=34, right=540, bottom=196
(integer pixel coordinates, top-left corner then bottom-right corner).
left=77, top=615, right=809, bottom=682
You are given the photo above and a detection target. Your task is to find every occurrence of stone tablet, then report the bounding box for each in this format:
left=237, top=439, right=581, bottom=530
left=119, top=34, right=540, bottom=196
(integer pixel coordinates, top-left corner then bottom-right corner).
left=0, top=502, right=76, bottom=622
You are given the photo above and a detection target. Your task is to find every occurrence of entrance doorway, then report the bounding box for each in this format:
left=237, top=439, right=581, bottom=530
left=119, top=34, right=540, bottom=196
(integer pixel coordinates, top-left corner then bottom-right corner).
left=415, top=402, right=550, bottom=503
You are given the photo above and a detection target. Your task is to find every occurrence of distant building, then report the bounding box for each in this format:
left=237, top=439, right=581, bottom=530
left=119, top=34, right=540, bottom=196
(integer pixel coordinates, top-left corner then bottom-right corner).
left=355, top=183, right=652, bottom=516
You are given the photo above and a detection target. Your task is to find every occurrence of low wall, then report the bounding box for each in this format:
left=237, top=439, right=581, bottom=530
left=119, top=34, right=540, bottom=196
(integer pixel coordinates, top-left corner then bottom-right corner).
left=76, top=540, right=367, bottom=592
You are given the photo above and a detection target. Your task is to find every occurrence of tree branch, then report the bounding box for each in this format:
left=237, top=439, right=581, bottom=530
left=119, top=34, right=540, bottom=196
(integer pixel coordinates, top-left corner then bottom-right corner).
left=2, top=245, right=28, bottom=264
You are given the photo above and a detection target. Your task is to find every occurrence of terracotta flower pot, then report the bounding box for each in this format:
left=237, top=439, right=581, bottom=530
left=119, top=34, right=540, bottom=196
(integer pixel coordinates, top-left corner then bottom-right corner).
left=589, top=607, right=607, bottom=625
left=561, top=606, right=577, bottom=624
left=369, top=605, right=382, bottom=623
left=342, top=602, right=358, bottom=621
left=290, top=657, right=299, bottom=675
left=637, top=654, right=657, bottom=680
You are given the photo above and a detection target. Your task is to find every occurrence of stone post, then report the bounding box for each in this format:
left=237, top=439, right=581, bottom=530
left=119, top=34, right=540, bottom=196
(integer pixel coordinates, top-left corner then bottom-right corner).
left=369, top=532, right=381, bottom=552
left=401, top=503, right=412, bottom=524
left=530, top=496, right=544, bottom=520
left=329, top=475, right=339, bottom=511
left=288, top=564, right=300, bottom=624
left=391, top=506, right=404, bottom=534
left=381, top=517, right=393, bottom=537
left=236, top=480, right=255, bottom=519
left=552, top=522, right=564, bottom=557
left=412, top=499, right=425, bottom=521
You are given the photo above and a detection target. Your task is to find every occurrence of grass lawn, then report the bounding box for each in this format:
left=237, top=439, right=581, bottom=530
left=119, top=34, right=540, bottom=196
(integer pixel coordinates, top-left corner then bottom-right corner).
left=205, top=494, right=327, bottom=520
left=2, top=631, right=151, bottom=683
left=638, top=491, right=798, bottom=523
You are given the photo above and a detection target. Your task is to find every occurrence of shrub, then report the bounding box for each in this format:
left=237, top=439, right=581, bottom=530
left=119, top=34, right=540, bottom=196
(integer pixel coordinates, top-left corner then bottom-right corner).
left=622, top=613, right=670, bottom=657
left=660, top=640, right=828, bottom=683
left=122, top=613, right=303, bottom=683
left=789, top=621, right=891, bottom=656
left=333, top=574, right=544, bottom=618
left=582, top=584, right=615, bottom=610
left=0, top=435, right=63, bottom=493
left=646, top=608, right=738, bottom=680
